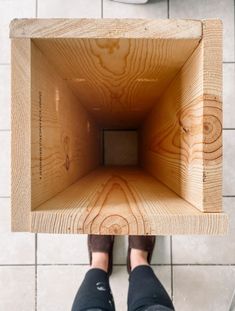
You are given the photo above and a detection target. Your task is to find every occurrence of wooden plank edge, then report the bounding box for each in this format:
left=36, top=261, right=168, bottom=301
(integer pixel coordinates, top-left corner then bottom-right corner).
left=11, top=39, right=32, bottom=232
left=30, top=211, right=228, bottom=235
left=10, top=18, right=202, bottom=39
left=202, top=19, right=223, bottom=213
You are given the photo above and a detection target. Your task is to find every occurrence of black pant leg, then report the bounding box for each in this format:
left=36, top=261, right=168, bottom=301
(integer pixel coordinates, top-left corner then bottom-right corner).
left=127, top=265, right=174, bottom=311
left=71, top=268, right=115, bottom=311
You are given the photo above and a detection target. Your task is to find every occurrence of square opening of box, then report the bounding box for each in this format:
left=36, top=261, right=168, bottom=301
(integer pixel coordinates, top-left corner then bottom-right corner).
left=10, top=18, right=228, bottom=235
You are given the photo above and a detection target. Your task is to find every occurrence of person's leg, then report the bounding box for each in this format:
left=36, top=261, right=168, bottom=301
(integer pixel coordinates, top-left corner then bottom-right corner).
left=127, top=238, right=174, bottom=311
left=71, top=235, right=115, bottom=311
left=71, top=267, right=115, bottom=311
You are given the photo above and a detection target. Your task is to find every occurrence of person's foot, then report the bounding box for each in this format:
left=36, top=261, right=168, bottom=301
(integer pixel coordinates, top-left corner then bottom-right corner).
left=127, top=235, right=156, bottom=274
left=88, top=234, right=114, bottom=276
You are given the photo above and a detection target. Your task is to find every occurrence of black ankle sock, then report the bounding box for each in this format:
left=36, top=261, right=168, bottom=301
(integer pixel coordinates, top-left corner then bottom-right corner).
left=128, top=265, right=174, bottom=311
left=71, top=268, right=115, bottom=311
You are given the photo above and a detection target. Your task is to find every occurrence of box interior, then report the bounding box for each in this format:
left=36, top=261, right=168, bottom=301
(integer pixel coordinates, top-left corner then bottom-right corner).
left=29, top=35, right=220, bottom=233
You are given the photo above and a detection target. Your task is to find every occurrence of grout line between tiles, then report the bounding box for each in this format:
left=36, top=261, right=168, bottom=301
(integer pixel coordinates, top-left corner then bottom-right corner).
left=223, top=128, right=235, bottom=130
left=35, top=234, right=38, bottom=311
left=0, top=63, right=10, bottom=66
left=0, top=264, right=36, bottom=266
left=167, top=0, right=169, bottom=19
left=101, top=0, right=103, bottom=18
left=0, top=196, right=11, bottom=198
left=223, top=61, right=235, bottom=64
left=35, top=0, right=38, bottom=18
left=0, top=129, right=11, bottom=132
left=223, top=195, right=235, bottom=197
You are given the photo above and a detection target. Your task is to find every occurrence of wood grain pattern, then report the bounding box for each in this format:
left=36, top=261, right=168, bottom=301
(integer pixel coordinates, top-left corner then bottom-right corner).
left=31, top=41, right=101, bottom=209
left=32, top=36, right=201, bottom=128
left=10, top=18, right=202, bottom=40
left=140, top=20, right=222, bottom=213
left=11, top=39, right=31, bottom=231
left=202, top=20, right=223, bottom=212
left=11, top=18, right=225, bottom=235
left=31, top=167, right=228, bottom=235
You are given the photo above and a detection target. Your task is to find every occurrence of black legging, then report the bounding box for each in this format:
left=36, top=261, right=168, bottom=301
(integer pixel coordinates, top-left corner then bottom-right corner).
left=71, top=265, right=175, bottom=311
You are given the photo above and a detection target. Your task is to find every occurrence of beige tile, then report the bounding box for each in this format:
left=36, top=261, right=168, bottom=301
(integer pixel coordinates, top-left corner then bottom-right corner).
left=103, top=0, right=167, bottom=18
left=113, top=235, right=171, bottom=264
left=169, top=0, right=235, bottom=62
left=37, top=265, right=86, bottom=311
left=38, top=0, right=101, bottom=18
left=37, top=233, right=88, bottom=264
left=0, top=198, right=9, bottom=233
left=0, top=132, right=10, bottom=197
left=0, top=198, right=35, bottom=264
left=0, top=0, right=36, bottom=64
left=223, top=130, right=235, bottom=195
left=173, top=266, right=235, bottom=311
left=0, top=65, right=10, bottom=129
left=224, top=63, right=235, bottom=128
left=37, top=265, right=171, bottom=311
left=0, top=266, right=35, bottom=311
left=172, top=198, right=235, bottom=264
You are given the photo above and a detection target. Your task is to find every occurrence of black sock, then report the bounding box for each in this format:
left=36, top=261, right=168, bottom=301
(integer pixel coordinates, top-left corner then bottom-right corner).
left=128, top=265, right=174, bottom=311
left=71, top=268, right=115, bottom=311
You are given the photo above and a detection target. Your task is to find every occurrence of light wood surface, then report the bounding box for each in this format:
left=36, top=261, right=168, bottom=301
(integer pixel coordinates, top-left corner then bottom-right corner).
left=140, top=20, right=222, bottom=213
left=11, top=39, right=31, bottom=231
left=32, top=36, right=200, bottom=128
left=31, top=41, right=101, bottom=209
left=10, top=18, right=202, bottom=39
left=202, top=20, right=223, bottom=212
left=11, top=18, right=225, bottom=234
left=31, top=166, right=227, bottom=235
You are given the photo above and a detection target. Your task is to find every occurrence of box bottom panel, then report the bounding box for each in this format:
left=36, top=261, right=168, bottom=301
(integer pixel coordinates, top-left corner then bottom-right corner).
left=31, top=166, right=228, bottom=235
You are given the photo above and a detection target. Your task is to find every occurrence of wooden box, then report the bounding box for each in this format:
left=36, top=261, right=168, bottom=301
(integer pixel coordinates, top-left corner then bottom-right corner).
left=10, top=18, right=228, bottom=235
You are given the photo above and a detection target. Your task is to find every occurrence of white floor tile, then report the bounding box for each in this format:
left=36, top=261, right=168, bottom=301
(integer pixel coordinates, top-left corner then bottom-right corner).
left=37, top=234, right=88, bottom=264
left=37, top=265, right=84, bottom=311
left=0, top=198, right=35, bottom=264
left=169, top=0, right=235, bottom=62
left=38, top=0, right=101, bottom=18
left=173, top=266, right=235, bottom=311
left=223, top=63, right=235, bottom=129
left=37, top=265, right=171, bottom=311
left=223, top=130, right=235, bottom=195
left=0, top=266, right=35, bottom=311
left=0, top=65, right=10, bottom=130
left=172, top=198, right=235, bottom=264
left=103, top=0, right=167, bottom=18
left=0, top=132, right=10, bottom=197
left=0, top=0, right=36, bottom=64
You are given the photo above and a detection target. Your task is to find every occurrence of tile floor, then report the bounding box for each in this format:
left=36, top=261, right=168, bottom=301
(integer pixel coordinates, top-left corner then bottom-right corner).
left=0, top=0, right=235, bottom=310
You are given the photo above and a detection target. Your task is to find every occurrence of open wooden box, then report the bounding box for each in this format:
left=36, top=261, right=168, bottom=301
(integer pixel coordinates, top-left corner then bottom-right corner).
left=10, top=18, right=228, bottom=235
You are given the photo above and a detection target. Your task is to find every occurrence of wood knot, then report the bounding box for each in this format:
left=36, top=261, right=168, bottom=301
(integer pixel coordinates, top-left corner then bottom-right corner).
left=179, top=119, right=190, bottom=134
left=203, top=116, right=221, bottom=144
left=203, top=171, right=206, bottom=182
left=109, top=224, right=122, bottom=235
left=65, top=154, right=70, bottom=170
left=63, top=135, right=70, bottom=171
